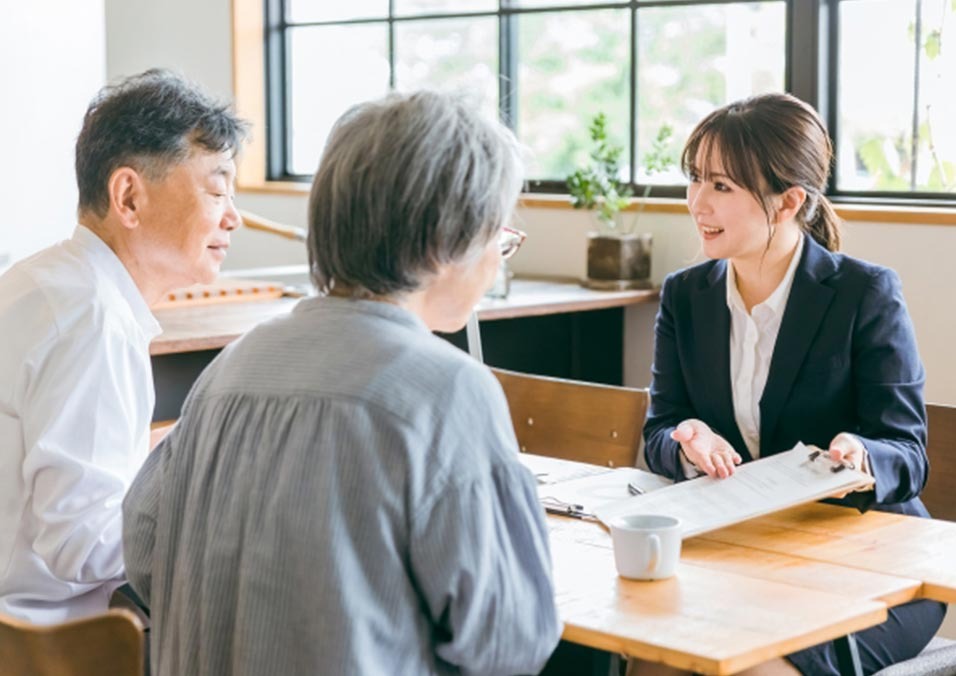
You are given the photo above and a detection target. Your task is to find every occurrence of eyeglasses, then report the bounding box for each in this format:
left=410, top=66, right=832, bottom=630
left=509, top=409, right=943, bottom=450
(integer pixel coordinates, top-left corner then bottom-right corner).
left=499, top=226, right=527, bottom=260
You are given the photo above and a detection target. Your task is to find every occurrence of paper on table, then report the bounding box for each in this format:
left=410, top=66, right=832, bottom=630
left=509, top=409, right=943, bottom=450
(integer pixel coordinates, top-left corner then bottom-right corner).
left=518, top=453, right=615, bottom=485
left=538, top=467, right=673, bottom=514
left=595, top=442, right=875, bottom=537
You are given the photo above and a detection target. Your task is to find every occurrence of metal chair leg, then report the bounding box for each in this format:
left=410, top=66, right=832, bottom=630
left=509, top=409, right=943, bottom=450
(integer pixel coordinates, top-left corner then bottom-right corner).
left=835, top=634, right=863, bottom=676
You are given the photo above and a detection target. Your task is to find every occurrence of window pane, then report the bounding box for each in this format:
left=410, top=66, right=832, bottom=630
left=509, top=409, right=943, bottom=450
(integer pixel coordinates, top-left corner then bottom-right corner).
left=287, top=25, right=390, bottom=175
left=837, top=0, right=915, bottom=191
left=394, top=17, right=498, bottom=117
left=394, top=0, right=496, bottom=15
left=837, top=0, right=956, bottom=194
left=513, top=0, right=613, bottom=7
left=287, top=0, right=388, bottom=23
left=916, top=0, right=956, bottom=193
left=518, top=9, right=630, bottom=180
left=637, top=2, right=786, bottom=185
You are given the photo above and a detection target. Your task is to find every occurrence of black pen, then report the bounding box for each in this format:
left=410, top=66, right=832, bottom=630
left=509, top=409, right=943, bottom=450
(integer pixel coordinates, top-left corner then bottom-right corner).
left=543, top=504, right=586, bottom=519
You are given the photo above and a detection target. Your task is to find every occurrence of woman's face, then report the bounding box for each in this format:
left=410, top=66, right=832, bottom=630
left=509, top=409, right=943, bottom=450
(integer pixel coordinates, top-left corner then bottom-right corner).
left=686, top=145, right=774, bottom=264
left=419, top=233, right=502, bottom=333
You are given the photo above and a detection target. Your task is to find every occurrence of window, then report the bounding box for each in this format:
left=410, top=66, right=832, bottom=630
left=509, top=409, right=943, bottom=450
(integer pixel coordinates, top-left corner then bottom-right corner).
left=834, top=0, right=956, bottom=200
left=255, top=0, right=956, bottom=204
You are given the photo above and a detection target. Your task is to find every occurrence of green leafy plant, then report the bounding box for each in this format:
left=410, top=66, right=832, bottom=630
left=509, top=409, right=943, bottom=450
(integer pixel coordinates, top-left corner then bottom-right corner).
left=566, top=113, right=632, bottom=233
left=567, top=114, right=676, bottom=235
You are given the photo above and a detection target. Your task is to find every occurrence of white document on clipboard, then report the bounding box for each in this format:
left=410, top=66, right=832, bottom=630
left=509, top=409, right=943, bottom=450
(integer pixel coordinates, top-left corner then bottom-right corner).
left=518, top=453, right=673, bottom=517
left=594, top=442, right=875, bottom=538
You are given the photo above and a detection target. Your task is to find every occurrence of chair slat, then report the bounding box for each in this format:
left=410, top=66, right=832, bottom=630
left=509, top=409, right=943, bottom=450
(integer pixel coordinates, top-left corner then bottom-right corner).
left=491, top=368, right=648, bottom=468
left=924, top=403, right=956, bottom=522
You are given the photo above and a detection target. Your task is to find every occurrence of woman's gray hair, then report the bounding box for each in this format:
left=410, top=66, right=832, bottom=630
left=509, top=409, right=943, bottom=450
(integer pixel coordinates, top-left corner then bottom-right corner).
left=307, top=90, right=524, bottom=297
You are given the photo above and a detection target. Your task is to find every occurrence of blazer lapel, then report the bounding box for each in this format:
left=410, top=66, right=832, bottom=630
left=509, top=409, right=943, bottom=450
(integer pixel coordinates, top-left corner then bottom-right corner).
left=759, top=237, right=838, bottom=452
left=691, top=261, right=750, bottom=460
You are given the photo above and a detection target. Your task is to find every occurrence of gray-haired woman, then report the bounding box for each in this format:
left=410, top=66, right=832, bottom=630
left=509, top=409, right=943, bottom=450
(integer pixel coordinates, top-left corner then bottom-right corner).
left=122, top=90, right=561, bottom=676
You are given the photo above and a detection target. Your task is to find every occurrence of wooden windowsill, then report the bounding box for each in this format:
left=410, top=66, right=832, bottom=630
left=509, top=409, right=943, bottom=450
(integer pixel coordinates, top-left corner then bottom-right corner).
left=237, top=181, right=956, bottom=226
left=514, top=194, right=956, bottom=224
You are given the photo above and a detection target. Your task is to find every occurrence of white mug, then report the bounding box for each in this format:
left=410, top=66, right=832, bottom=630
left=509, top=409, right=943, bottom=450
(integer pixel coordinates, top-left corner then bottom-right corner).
left=609, top=514, right=682, bottom=580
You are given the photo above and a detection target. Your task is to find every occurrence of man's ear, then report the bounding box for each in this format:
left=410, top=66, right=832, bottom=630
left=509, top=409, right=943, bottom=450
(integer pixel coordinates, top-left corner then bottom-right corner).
left=772, top=185, right=807, bottom=225
left=107, top=167, right=147, bottom=231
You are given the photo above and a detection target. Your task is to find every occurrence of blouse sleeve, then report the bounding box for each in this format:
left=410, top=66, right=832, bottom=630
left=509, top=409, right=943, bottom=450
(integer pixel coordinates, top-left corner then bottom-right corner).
left=121, top=433, right=170, bottom=606
left=408, top=366, right=561, bottom=675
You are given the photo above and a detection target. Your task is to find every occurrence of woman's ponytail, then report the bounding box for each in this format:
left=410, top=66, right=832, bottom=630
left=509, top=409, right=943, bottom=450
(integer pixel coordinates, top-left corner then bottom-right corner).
left=805, top=193, right=841, bottom=252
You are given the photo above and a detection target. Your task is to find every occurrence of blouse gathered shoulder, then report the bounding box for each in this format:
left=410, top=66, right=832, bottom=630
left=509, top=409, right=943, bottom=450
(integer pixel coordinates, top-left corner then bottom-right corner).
left=123, top=296, right=561, bottom=676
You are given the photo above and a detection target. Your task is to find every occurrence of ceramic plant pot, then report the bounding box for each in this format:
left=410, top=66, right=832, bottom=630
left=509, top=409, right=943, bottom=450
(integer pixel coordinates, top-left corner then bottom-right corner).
left=585, top=232, right=653, bottom=290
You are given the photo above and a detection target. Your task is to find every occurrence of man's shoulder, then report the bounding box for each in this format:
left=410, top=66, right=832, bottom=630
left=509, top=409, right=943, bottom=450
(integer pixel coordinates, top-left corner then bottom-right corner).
left=0, top=245, right=133, bottom=349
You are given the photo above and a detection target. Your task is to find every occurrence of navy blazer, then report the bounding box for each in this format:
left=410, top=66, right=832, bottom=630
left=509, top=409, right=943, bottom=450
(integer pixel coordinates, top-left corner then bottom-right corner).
left=643, top=235, right=929, bottom=516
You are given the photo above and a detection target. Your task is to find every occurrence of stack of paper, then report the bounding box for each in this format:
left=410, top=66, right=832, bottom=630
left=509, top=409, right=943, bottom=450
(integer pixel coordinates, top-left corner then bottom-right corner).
left=594, top=442, right=874, bottom=537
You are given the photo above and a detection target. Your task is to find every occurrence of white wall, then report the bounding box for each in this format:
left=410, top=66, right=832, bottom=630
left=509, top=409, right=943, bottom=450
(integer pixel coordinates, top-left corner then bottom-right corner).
left=0, top=1, right=106, bottom=269
left=104, top=0, right=233, bottom=100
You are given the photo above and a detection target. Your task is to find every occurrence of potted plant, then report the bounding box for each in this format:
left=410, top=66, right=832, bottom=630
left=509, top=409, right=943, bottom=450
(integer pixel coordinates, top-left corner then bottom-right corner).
left=567, top=113, right=674, bottom=290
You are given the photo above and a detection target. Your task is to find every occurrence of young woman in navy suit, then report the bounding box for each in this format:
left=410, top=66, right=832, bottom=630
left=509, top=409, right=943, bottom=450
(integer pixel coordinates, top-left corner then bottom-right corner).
left=638, top=93, right=945, bottom=676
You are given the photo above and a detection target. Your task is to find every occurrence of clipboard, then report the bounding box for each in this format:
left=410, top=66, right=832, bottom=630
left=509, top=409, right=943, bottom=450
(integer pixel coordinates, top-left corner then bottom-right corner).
left=594, top=442, right=875, bottom=537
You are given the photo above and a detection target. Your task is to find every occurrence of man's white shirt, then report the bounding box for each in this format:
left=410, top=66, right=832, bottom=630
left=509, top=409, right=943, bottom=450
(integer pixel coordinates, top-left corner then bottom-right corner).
left=0, top=226, right=160, bottom=624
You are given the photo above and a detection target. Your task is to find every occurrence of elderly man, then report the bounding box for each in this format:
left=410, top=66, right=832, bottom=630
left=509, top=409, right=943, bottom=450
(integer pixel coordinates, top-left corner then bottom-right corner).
left=0, top=69, right=247, bottom=624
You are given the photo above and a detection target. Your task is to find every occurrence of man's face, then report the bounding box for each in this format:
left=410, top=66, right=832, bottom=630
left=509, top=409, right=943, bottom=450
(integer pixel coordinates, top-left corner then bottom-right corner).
left=135, top=148, right=240, bottom=294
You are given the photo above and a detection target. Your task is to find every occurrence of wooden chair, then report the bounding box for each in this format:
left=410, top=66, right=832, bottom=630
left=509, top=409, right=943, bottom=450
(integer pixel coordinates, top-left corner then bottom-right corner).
left=923, top=403, right=956, bottom=522
left=491, top=368, right=648, bottom=468
left=0, top=609, right=144, bottom=676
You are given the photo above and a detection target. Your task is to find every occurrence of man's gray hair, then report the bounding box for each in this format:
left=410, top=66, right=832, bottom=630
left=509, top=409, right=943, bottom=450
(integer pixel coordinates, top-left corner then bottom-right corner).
left=307, top=90, right=524, bottom=297
left=76, top=69, right=248, bottom=218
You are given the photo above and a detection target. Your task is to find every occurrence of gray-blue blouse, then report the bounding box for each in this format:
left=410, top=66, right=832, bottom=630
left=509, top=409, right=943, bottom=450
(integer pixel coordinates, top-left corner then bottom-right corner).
left=123, top=296, right=561, bottom=675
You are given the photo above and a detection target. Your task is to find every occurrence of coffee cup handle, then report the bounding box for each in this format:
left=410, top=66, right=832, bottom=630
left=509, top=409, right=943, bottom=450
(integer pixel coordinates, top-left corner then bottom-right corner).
left=647, top=534, right=661, bottom=575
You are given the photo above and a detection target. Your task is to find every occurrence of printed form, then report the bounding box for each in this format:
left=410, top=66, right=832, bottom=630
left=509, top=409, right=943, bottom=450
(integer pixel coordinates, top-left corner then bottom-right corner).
left=595, top=442, right=874, bottom=537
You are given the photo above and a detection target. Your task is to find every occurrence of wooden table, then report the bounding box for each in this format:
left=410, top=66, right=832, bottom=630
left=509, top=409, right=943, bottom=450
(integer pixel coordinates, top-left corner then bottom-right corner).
left=525, top=454, right=953, bottom=675
left=700, top=503, right=956, bottom=604
left=547, top=515, right=891, bottom=675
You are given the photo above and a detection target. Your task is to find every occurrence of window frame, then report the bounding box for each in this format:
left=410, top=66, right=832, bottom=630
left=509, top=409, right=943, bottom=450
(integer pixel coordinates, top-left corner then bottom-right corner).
left=233, top=0, right=956, bottom=208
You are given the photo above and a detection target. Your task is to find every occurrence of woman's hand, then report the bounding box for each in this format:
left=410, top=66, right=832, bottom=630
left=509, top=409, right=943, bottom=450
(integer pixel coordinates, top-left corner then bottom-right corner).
left=671, top=419, right=742, bottom=479
left=828, top=432, right=870, bottom=475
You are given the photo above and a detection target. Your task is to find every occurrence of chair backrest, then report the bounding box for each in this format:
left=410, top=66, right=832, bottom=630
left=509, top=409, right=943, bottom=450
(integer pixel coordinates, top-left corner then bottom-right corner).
left=924, top=403, right=956, bottom=522
left=0, top=609, right=143, bottom=676
left=491, top=368, right=648, bottom=468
